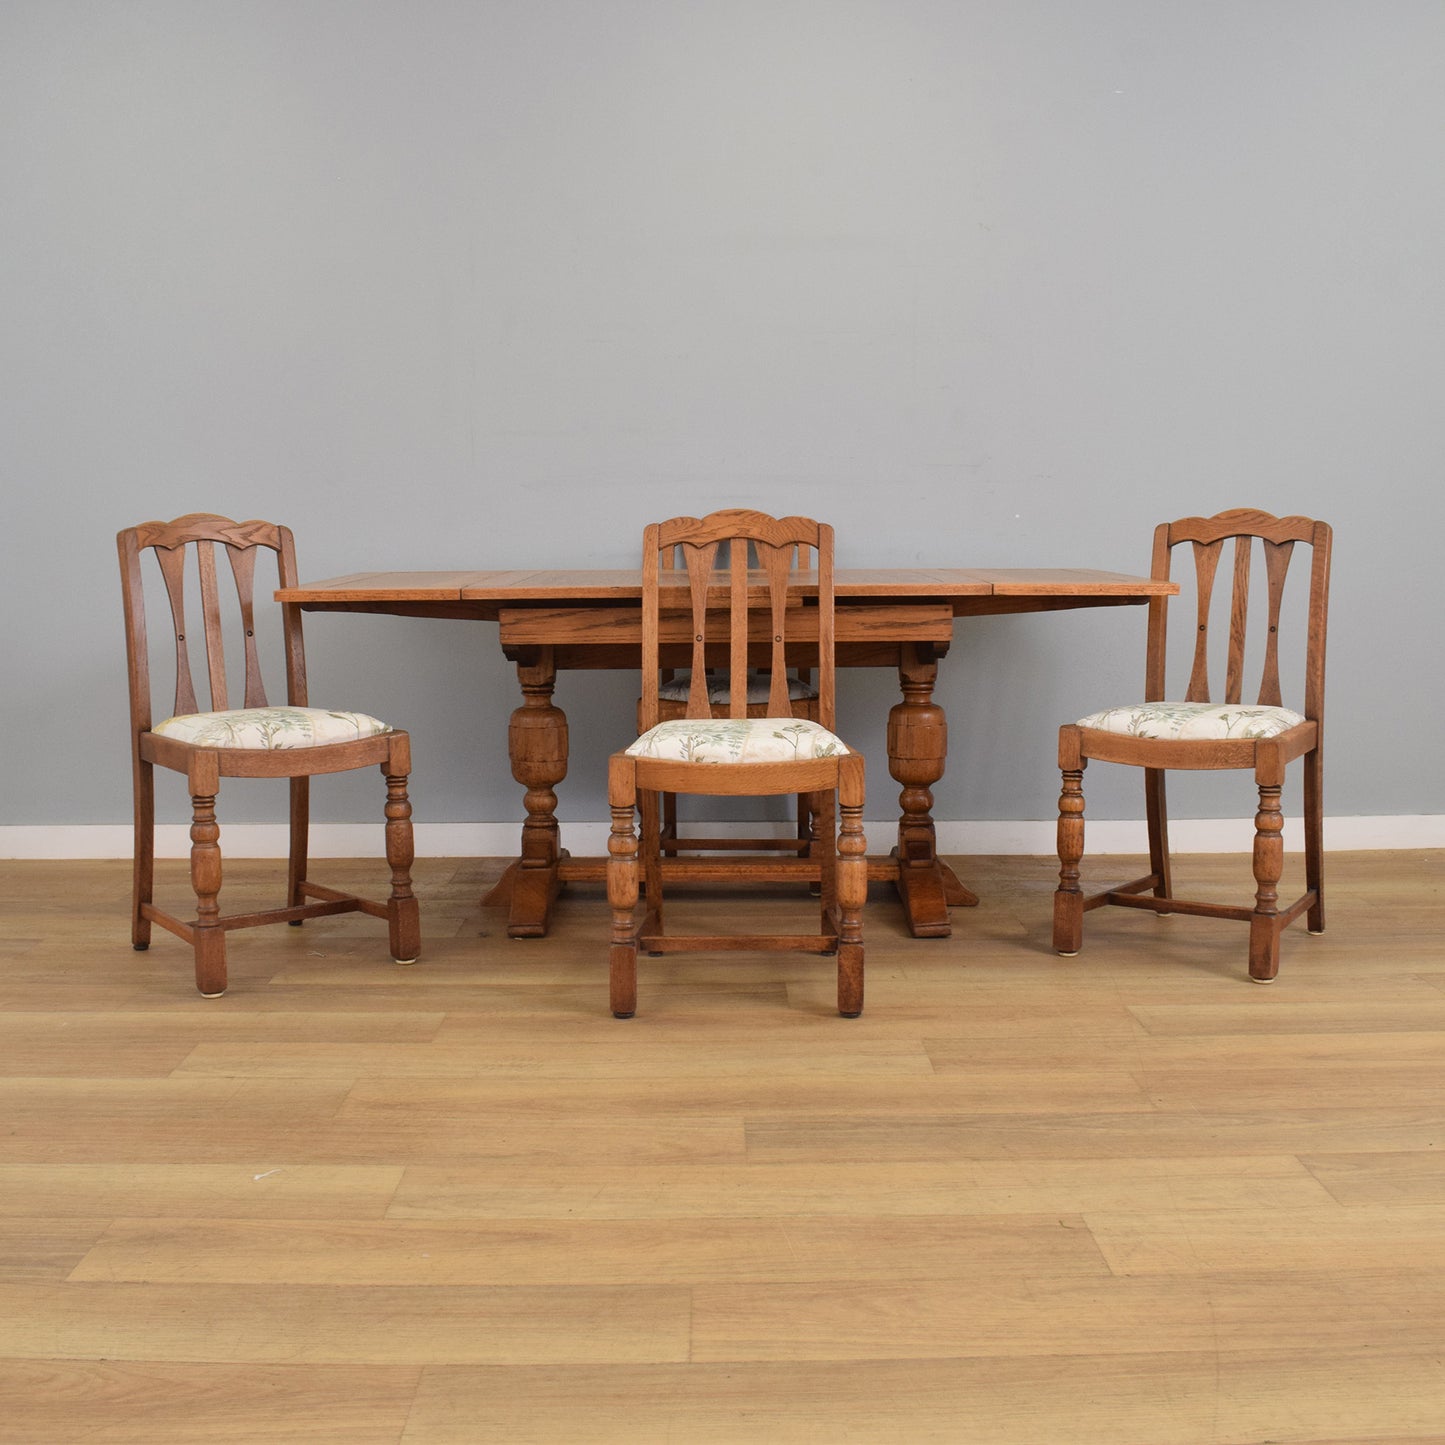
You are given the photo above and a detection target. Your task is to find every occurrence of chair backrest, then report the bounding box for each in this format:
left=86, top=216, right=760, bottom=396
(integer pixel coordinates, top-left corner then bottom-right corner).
left=117, top=513, right=306, bottom=733
left=1146, top=508, right=1332, bottom=720
left=640, top=509, right=835, bottom=730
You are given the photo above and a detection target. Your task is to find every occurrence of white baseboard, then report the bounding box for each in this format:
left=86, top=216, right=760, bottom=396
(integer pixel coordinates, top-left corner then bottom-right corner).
left=2, top=816, right=1441, bottom=860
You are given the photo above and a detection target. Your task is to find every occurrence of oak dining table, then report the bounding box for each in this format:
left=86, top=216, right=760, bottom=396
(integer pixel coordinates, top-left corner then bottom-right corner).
left=277, top=566, right=1176, bottom=940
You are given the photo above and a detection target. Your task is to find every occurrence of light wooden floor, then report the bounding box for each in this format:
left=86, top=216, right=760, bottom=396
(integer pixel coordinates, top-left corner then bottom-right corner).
left=1, top=851, right=1442, bottom=1443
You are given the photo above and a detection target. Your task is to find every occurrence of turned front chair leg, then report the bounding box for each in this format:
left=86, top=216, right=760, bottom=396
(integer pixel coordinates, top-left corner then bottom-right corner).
left=1249, top=777, right=1285, bottom=983
left=835, top=755, right=866, bottom=1017
left=1053, top=746, right=1087, bottom=956
left=383, top=743, right=420, bottom=964
left=188, top=754, right=226, bottom=998
left=608, top=757, right=640, bottom=1018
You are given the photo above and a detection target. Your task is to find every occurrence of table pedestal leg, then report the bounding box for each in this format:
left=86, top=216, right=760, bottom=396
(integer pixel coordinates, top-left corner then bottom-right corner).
left=483, top=649, right=569, bottom=937
left=887, top=643, right=978, bottom=937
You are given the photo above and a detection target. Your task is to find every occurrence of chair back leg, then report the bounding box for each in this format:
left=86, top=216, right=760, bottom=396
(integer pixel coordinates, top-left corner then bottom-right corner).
left=288, top=777, right=310, bottom=915
left=1143, top=768, right=1172, bottom=901
left=131, top=757, right=155, bottom=950
left=1304, top=749, right=1326, bottom=934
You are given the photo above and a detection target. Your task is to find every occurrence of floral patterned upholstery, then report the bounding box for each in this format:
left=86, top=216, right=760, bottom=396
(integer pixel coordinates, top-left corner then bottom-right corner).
left=152, top=706, right=392, bottom=749
left=626, top=717, right=848, bottom=763
left=1076, top=701, right=1306, bottom=741
left=657, top=672, right=819, bottom=704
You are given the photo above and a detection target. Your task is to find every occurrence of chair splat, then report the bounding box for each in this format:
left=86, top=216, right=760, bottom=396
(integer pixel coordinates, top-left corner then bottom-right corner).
left=196, top=541, right=229, bottom=712
left=1184, top=538, right=1224, bottom=702
left=223, top=542, right=269, bottom=709
left=153, top=542, right=200, bottom=718
left=1259, top=538, right=1296, bottom=708
left=1175, top=513, right=1309, bottom=710
left=1224, top=535, right=1251, bottom=705
left=759, top=538, right=794, bottom=718
left=146, top=521, right=281, bottom=717
left=680, top=538, right=719, bottom=719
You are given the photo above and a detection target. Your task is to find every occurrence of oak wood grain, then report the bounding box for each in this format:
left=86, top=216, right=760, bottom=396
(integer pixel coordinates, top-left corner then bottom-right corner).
left=277, top=566, right=1174, bottom=606
left=3, top=850, right=1441, bottom=1444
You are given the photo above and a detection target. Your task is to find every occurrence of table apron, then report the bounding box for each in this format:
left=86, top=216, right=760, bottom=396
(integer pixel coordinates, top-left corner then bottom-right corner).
left=499, top=601, right=959, bottom=647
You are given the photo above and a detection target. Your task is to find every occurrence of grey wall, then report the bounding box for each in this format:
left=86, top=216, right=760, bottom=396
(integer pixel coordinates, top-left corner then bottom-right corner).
left=4, top=0, right=1441, bottom=833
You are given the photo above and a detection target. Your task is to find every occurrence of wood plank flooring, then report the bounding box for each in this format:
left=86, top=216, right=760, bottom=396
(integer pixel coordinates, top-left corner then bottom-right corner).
left=0, top=850, right=1441, bottom=1443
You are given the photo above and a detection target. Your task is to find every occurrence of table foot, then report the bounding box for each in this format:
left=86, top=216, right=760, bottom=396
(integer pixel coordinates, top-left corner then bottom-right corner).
left=891, top=849, right=955, bottom=938
left=506, top=863, right=563, bottom=938
left=484, top=855, right=572, bottom=938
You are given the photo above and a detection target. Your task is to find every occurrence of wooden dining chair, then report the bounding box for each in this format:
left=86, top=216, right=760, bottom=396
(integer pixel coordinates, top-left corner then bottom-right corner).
left=1053, top=508, right=1332, bottom=982
left=607, top=510, right=867, bottom=1018
left=118, top=513, right=420, bottom=996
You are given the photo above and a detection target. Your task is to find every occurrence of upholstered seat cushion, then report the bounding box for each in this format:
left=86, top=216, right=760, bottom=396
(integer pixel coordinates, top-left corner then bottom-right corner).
left=152, top=706, right=392, bottom=749
left=657, top=672, right=819, bottom=704
left=626, top=717, right=848, bottom=763
left=1077, top=701, right=1306, bottom=741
